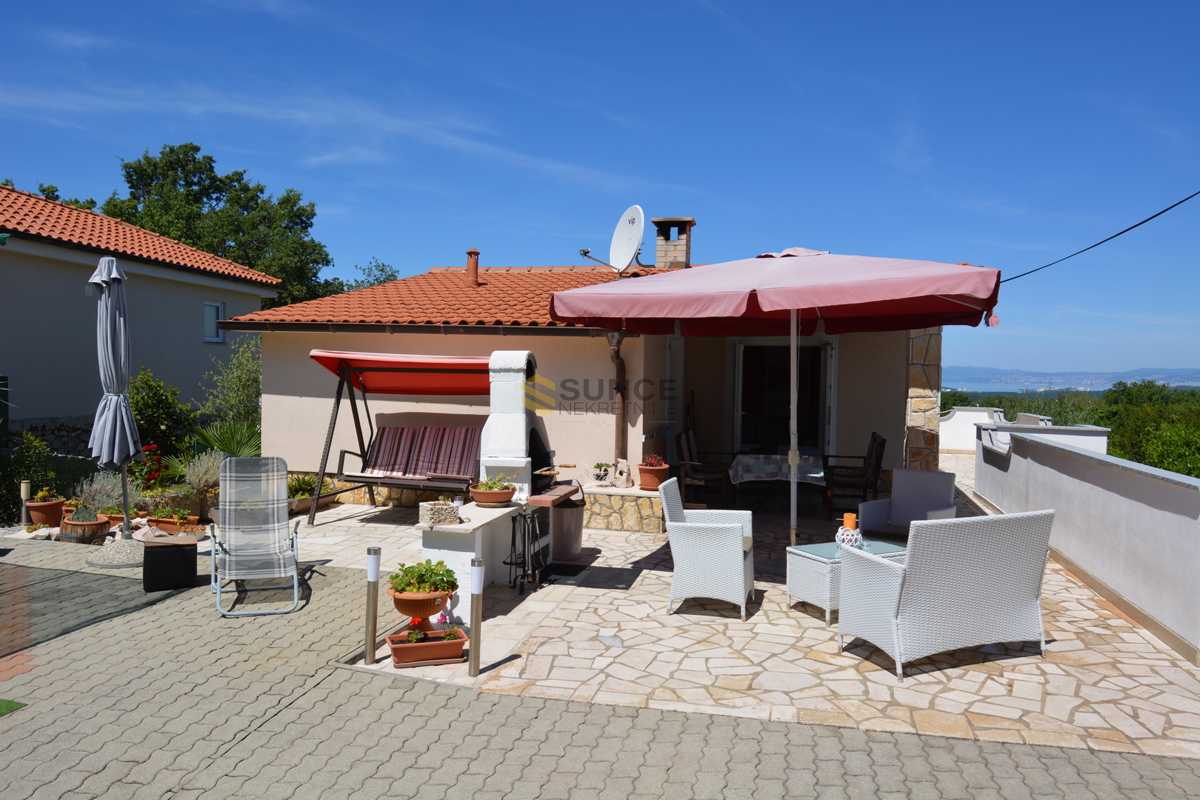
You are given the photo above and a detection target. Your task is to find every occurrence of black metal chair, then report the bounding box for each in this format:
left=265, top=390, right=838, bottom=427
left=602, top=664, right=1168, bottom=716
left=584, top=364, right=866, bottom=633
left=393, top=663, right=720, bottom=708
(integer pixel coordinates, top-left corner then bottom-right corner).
left=821, top=432, right=886, bottom=520
left=676, top=429, right=729, bottom=508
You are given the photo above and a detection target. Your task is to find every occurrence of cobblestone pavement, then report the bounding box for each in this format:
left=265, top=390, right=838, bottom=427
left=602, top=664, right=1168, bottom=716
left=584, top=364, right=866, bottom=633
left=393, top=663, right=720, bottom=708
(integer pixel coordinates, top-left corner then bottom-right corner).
left=2, top=539, right=1200, bottom=798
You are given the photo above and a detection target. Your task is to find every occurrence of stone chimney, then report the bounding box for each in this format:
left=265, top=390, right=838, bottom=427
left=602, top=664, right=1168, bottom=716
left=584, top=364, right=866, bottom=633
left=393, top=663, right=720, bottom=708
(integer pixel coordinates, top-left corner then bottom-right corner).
left=466, top=247, right=480, bottom=287
left=651, top=217, right=696, bottom=269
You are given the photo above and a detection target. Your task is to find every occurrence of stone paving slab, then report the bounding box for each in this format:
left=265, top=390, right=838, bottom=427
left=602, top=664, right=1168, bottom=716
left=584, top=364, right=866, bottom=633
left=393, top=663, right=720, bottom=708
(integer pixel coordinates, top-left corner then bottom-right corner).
left=3, top=537, right=1200, bottom=799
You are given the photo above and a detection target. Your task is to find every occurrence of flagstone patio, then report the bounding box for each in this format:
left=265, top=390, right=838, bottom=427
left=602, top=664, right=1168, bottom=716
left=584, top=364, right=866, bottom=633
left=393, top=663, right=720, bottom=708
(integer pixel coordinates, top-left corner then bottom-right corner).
left=256, top=459, right=1200, bottom=759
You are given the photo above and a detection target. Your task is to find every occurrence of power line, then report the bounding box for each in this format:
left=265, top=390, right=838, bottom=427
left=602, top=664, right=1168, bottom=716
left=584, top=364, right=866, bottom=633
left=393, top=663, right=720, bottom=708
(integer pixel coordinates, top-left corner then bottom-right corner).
left=1000, top=189, right=1200, bottom=284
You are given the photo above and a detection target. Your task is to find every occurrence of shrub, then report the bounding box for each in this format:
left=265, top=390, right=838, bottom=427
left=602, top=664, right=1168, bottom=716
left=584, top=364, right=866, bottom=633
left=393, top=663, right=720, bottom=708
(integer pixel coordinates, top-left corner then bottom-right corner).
left=0, top=433, right=58, bottom=522
left=73, top=471, right=131, bottom=511
left=199, top=336, right=261, bottom=428
left=129, top=367, right=199, bottom=457
left=185, top=450, right=224, bottom=494
left=287, top=474, right=334, bottom=499
left=195, top=419, right=260, bottom=458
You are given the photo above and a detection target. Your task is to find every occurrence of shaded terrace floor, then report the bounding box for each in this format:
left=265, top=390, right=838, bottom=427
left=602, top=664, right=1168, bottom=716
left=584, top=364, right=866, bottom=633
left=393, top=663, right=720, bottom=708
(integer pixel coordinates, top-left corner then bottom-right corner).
left=293, top=459, right=1200, bottom=758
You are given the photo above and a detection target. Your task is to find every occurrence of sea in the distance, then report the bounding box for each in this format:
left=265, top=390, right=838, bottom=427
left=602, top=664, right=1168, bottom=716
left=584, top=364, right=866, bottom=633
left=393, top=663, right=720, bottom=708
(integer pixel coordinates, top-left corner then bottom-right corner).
left=946, top=382, right=1108, bottom=394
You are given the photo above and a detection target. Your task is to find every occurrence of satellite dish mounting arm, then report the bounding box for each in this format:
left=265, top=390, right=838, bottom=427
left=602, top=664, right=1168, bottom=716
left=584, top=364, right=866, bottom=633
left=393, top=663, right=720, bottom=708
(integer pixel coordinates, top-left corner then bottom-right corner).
left=579, top=249, right=615, bottom=269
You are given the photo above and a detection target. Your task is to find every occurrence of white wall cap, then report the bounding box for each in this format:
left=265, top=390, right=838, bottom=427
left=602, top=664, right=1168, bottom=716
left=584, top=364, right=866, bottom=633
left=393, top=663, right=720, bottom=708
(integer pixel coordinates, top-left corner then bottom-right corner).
left=489, top=350, right=536, bottom=380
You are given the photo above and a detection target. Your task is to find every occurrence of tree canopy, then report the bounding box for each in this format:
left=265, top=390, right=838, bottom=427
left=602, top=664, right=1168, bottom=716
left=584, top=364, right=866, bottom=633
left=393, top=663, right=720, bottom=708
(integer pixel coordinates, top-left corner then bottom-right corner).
left=101, top=143, right=342, bottom=308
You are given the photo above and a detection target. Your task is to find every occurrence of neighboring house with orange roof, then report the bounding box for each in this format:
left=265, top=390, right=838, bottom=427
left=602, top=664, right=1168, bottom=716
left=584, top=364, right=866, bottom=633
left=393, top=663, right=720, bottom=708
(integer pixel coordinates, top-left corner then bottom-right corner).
left=0, top=185, right=279, bottom=446
left=224, top=219, right=927, bottom=481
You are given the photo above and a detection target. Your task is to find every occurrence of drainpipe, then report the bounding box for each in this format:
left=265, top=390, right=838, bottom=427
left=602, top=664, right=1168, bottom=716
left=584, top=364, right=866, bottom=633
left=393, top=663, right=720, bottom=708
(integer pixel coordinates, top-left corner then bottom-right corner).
left=466, top=248, right=480, bottom=287
left=607, top=332, right=626, bottom=463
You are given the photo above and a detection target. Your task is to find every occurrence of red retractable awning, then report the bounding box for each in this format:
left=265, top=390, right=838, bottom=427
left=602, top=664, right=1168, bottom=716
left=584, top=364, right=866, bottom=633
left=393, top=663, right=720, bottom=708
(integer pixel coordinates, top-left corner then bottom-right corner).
left=309, top=350, right=491, bottom=395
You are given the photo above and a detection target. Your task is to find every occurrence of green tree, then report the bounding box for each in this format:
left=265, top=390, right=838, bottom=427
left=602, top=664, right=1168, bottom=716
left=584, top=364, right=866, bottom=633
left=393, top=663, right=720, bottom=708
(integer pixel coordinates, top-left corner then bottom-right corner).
left=1142, top=423, right=1200, bottom=478
left=199, top=336, right=262, bottom=428
left=101, top=143, right=341, bottom=308
left=37, top=183, right=97, bottom=210
left=940, top=390, right=971, bottom=413
left=341, top=257, right=400, bottom=291
left=128, top=367, right=199, bottom=458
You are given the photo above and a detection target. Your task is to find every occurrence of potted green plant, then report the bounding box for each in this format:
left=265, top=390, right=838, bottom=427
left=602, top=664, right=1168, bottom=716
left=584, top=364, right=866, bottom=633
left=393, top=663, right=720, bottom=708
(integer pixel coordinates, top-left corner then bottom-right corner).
left=637, top=454, right=670, bottom=491
left=469, top=473, right=516, bottom=506
left=59, top=505, right=112, bottom=545
left=386, top=560, right=458, bottom=631
left=419, top=495, right=460, bottom=526
left=26, top=487, right=66, bottom=527
left=592, top=462, right=613, bottom=483
left=286, top=474, right=337, bottom=515
left=385, top=610, right=469, bottom=666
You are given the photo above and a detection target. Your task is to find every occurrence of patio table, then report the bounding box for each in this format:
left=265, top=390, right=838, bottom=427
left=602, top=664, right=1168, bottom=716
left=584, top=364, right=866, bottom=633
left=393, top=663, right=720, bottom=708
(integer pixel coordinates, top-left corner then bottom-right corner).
left=729, top=450, right=823, bottom=486
left=786, top=539, right=906, bottom=623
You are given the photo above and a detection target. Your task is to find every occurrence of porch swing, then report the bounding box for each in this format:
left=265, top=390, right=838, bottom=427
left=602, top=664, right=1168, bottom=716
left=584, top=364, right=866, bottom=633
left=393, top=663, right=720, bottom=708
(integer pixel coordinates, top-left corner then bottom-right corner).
left=304, top=349, right=492, bottom=525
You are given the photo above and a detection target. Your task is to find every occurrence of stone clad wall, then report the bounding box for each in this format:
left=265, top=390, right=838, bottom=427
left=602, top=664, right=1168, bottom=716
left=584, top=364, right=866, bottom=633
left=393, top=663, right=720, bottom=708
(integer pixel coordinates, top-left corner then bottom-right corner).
left=582, top=489, right=664, bottom=534
left=8, top=416, right=94, bottom=457
left=905, top=328, right=941, bottom=471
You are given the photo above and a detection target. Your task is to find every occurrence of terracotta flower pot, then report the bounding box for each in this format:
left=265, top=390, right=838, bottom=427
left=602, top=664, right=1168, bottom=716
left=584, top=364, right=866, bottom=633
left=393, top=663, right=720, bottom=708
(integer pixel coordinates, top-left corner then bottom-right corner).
left=386, top=628, right=469, bottom=666
left=386, top=586, right=454, bottom=631
left=27, top=499, right=66, bottom=527
left=469, top=485, right=516, bottom=507
left=147, top=516, right=199, bottom=535
left=638, top=464, right=670, bottom=491
left=59, top=515, right=112, bottom=545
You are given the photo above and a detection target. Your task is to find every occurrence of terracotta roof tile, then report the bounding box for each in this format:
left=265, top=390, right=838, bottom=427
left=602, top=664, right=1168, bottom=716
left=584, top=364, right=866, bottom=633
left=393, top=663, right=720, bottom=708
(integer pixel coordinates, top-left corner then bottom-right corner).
left=230, top=265, right=674, bottom=326
left=0, top=185, right=280, bottom=286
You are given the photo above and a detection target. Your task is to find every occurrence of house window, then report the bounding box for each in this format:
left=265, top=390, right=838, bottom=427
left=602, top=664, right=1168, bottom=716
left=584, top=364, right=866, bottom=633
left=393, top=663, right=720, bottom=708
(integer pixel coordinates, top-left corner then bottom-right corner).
left=204, top=302, right=225, bottom=343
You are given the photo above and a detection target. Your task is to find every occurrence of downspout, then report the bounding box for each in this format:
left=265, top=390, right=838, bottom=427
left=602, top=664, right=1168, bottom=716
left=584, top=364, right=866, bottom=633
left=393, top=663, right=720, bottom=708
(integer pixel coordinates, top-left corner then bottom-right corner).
left=607, top=331, right=627, bottom=463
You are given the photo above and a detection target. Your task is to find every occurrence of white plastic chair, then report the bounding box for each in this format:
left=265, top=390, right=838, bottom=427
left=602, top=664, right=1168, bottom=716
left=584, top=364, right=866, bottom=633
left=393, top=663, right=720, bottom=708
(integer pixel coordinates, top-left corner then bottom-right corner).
left=659, top=478, right=755, bottom=620
left=859, top=468, right=956, bottom=539
left=210, top=457, right=301, bottom=617
left=837, top=510, right=1055, bottom=679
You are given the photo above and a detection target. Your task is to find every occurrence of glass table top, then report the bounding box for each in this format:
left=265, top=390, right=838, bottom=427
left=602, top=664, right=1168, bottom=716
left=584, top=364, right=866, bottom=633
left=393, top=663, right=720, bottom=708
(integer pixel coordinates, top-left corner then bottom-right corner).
left=787, top=539, right=906, bottom=561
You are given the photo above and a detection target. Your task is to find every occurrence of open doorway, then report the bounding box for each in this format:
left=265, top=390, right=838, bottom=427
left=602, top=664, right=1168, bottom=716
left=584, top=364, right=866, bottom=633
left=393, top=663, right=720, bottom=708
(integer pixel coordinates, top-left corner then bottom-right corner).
left=734, top=344, right=823, bottom=454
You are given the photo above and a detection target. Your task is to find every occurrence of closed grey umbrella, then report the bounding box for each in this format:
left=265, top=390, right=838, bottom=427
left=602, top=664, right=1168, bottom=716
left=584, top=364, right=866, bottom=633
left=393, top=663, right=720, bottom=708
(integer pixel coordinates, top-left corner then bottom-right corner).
left=87, top=257, right=143, bottom=540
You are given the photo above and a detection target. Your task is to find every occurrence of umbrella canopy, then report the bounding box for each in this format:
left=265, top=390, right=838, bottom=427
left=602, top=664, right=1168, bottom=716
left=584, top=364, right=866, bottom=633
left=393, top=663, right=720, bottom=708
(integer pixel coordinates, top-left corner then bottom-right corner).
left=550, top=247, right=1001, bottom=547
left=549, top=247, right=1001, bottom=335
left=87, top=257, right=142, bottom=476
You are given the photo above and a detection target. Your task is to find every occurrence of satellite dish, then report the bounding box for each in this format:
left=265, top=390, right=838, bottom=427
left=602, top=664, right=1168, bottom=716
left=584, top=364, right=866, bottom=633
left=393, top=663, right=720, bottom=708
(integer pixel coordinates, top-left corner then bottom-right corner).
left=609, top=205, right=644, bottom=274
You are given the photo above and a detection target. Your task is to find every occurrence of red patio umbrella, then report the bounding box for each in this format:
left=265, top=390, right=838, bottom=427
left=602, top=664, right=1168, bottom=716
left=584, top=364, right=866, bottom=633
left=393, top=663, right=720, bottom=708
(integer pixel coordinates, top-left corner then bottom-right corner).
left=549, top=247, right=1001, bottom=542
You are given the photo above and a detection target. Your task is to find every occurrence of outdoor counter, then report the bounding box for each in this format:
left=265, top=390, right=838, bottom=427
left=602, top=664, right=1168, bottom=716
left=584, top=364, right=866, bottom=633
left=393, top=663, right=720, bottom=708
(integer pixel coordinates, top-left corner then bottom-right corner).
left=416, top=502, right=521, bottom=623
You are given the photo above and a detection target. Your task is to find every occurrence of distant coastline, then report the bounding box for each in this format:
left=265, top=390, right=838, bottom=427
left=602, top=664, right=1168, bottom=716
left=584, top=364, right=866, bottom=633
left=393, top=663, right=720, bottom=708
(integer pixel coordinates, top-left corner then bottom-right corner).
left=943, top=367, right=1200, bottom=394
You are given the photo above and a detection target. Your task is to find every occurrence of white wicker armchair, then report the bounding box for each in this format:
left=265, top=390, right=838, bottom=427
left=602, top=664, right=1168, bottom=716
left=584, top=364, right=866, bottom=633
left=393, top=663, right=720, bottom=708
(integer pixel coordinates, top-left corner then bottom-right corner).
left=859, top=468, right=957, bottom=539
left=837, top=510, right=1055, bottom=679
left=659, top=478, right=755, bottom=621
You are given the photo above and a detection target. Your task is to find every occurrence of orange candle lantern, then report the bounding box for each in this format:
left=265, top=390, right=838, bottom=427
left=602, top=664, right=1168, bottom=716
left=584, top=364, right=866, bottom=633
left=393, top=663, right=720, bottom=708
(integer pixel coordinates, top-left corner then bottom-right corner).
left=843, top=512, right=857, bottom=530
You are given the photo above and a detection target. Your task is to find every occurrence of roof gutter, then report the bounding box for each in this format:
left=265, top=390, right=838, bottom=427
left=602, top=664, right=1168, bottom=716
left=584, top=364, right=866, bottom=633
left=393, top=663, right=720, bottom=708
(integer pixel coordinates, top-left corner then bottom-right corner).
left=217, top=320, right=634, bottom=337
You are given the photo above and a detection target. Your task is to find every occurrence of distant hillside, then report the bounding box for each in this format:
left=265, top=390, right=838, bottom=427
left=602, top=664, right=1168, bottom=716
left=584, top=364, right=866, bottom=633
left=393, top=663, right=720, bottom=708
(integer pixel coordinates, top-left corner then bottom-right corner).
left=944, top=366, right=1200, bottom=391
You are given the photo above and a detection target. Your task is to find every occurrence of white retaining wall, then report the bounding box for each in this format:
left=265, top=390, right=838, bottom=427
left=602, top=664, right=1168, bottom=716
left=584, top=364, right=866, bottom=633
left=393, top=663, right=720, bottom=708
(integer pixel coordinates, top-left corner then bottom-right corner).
left=939, top=407, right=1004, bottom=452
left=975, top=431, right=1200, bottom=663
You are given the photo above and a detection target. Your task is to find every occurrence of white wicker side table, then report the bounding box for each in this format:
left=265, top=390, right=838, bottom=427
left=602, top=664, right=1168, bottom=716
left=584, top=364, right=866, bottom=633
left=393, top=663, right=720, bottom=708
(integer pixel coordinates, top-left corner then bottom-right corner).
left=786, top=539, right=907, bottom=623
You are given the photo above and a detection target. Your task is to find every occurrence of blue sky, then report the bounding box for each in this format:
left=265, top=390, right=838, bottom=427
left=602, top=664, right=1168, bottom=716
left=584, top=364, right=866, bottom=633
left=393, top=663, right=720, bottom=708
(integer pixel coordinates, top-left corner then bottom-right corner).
left=4, top=1, right=1197, bottom=372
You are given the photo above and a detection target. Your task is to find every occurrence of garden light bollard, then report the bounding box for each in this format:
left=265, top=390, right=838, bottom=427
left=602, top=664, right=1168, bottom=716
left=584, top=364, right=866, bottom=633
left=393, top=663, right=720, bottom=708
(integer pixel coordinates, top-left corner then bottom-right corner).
left=20, top=481, right=30, bottom=526
left=365, top=546, right=381, bottom=666
left=469, top=557, right=484, bottom=677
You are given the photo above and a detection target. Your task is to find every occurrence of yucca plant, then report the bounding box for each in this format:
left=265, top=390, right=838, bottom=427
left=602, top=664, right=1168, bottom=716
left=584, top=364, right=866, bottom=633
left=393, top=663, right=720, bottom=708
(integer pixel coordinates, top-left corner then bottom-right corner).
left=195, top=419, right=261, bottom=458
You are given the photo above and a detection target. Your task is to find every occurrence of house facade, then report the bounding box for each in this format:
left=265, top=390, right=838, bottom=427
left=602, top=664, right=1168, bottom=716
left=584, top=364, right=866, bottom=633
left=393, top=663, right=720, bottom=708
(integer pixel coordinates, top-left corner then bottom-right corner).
left=226, top=218, right=941, bottom=488
left=0, top=186, right=279, bottom=450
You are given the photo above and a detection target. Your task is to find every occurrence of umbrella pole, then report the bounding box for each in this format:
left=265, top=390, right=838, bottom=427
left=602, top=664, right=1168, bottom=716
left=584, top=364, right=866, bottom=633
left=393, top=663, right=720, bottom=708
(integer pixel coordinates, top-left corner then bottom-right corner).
left=789, top=310, right=798, bottom=547
left=121, top=470, right=132, bottom=540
